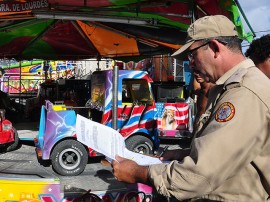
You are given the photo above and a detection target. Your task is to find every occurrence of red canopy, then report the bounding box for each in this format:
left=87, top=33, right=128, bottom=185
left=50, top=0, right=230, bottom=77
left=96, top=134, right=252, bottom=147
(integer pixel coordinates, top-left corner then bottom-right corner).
left=0, top=0, right=253, bottom=60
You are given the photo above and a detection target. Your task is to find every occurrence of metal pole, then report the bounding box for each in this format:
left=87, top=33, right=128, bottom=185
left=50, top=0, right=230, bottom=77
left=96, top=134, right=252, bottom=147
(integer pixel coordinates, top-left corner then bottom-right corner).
left=159, top=55, right=162, bottom=81
left=19, top=60, right=22, bottom=110
left=112, top=64, right=119, bottom=130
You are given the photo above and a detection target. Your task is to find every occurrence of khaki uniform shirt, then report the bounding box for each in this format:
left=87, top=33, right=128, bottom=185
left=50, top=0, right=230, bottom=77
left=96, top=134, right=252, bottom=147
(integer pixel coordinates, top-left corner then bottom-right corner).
left=149, top=59, right=270, bottom=201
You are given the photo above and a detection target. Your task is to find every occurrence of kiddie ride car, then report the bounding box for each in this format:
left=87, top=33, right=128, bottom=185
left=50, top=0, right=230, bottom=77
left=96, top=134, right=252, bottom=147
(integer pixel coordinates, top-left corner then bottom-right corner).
left=0, top=109, right=19, bottom=152
left=35, top=70, right=193, bottom=176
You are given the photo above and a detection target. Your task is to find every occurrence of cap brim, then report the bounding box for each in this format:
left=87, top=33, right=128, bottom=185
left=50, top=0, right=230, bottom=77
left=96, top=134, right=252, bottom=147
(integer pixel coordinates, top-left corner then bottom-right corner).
left=171, top=40, right=195, bottom=59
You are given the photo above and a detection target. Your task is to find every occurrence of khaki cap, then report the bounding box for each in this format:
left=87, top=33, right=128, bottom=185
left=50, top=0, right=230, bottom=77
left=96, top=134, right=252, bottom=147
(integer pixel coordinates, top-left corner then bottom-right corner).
left=172, top=15, right=238, bottom=57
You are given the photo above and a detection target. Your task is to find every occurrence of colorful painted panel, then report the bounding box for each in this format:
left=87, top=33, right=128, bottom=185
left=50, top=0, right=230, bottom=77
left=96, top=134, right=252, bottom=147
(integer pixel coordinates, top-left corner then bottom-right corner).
left=0, top=60, right=77, bottom=95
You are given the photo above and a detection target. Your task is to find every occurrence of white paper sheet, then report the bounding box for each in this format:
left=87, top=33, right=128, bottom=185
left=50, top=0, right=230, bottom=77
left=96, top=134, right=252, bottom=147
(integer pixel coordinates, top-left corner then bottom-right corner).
left=123, top=148, right=163, bottom=165
left=76, top=114, right=125, bottom=159
left=76, top=114, right=163, bottom=165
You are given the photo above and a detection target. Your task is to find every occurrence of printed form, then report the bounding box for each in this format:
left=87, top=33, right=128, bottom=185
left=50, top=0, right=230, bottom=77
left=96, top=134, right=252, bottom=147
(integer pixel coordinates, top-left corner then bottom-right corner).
left=76, top=114, right=163, bottom=165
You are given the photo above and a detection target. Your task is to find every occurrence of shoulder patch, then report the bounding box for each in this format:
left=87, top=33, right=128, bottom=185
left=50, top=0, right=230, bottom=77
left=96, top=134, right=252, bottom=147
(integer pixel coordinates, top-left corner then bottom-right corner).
left=215, top=102, right=235, bottom=122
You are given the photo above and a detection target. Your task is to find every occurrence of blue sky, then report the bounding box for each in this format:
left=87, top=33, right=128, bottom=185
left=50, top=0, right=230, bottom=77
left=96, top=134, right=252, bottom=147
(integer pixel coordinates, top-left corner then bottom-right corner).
left=238, top=0, right=270, bottom=51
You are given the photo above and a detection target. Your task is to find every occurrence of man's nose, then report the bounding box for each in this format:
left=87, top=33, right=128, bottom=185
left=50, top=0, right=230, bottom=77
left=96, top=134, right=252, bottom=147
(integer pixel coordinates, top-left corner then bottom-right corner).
left=189, top=60, right=195, bottom=69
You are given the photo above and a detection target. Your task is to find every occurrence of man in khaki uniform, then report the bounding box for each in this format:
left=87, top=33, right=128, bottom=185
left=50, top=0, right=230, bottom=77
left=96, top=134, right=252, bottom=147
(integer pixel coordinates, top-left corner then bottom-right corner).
left=112, top=15, right=270, bottom=201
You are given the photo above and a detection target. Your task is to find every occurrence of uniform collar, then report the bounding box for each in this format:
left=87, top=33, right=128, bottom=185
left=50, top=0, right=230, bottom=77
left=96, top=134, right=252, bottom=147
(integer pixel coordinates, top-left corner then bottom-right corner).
left=215, top=59, right=255, bottom=85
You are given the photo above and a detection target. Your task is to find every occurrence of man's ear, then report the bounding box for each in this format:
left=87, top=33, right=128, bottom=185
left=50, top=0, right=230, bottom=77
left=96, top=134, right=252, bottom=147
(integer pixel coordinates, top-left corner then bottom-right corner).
left=209, top=40, right=221, bottom=57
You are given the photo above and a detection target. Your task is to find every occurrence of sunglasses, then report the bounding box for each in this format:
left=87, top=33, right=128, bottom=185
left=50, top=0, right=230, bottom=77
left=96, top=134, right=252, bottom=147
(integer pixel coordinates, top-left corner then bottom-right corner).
left=187, top=41, right=209, bottom=61
left=187, top=39, right=228, bottom=61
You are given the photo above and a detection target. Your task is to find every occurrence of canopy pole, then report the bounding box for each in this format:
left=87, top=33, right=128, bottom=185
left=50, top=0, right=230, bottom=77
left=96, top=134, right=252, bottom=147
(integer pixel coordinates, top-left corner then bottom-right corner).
left=112, top=63, right=119, bottom=130
left=19, top=60, right=22, bottom=111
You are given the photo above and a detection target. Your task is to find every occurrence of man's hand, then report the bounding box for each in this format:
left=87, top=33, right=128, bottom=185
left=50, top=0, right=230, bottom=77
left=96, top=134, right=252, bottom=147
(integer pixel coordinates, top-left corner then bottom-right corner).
left=111, top=155, right=149, bottom=184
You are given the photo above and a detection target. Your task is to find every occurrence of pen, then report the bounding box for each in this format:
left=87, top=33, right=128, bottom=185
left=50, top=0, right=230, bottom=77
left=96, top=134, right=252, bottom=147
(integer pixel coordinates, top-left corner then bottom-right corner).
left=159, top=145, right=169, bottom=157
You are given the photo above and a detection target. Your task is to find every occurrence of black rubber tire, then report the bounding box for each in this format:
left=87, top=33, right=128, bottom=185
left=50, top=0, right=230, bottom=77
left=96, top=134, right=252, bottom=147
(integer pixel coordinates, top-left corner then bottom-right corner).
left=125, top=135, right=153, bottom=155
left=6, top=127, right=20, bottom=152
left=50, top=139, right=88, bottom=176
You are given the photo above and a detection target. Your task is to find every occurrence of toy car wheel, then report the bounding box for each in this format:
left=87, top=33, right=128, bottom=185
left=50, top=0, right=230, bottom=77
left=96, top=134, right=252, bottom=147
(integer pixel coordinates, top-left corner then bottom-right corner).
left=6, top=127, right=20, bottom=152
left=50, top=139, right=88, bottom=176
left=125, top=136, right=153, bottom=155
